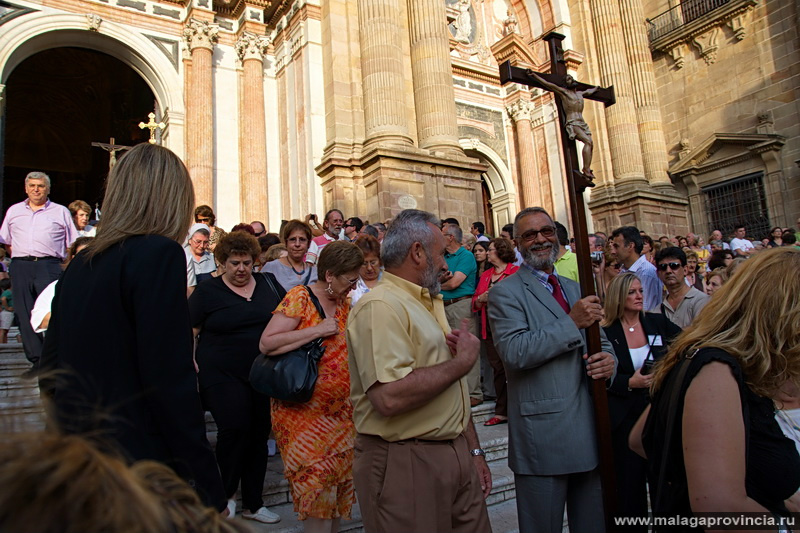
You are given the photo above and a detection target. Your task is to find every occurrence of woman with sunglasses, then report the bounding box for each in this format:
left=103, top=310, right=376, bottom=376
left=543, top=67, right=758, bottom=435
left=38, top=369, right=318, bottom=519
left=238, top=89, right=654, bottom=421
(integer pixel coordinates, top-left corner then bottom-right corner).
left=259, top=240, right=364, bottom=533
left=194, top=205, right=227, bottom=252
left=601, top=272, right=681, bottom=529
left=594, top=246, right=622, bottom=304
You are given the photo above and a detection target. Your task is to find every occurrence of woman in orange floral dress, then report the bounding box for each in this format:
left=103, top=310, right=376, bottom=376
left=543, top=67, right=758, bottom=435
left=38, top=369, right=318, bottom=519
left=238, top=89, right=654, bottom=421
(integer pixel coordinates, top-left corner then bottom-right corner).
left=259, top=240, right=364, bottom=533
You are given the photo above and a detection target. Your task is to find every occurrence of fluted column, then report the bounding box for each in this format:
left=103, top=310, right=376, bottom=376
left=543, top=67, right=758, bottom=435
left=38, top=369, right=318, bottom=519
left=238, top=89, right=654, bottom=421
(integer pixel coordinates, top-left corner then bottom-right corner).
left=407, top=0, right=462, bottom=153
left=236, top=32, right=270, bottom=224
left=589, top=0, right=646, bottom=183
left=619, top=0, right=671, bottom=186
left=358, top=0, right=414, bottom=147
left=507, top=100, right=541, bottom=208
left=184, top=18, right=219, bottom=207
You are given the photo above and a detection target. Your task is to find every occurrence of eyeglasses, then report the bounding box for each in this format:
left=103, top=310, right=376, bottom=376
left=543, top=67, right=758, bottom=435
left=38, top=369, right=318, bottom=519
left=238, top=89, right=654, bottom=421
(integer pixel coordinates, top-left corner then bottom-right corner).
left=657, top=262, right=683, bottom=272
left=196, top=217, right=211, bottom=223
left=609, top=263, right=621, bottom=269
left=254, top=231, right=266, bottom=237
left=344, top=224, right=354, bottom=228
left=189, top=239, right=209, bottom=246
left=518, top=226, right=556, bottom=242
left=362, top=260, right=380, bottom=268
left=339, top=275, right=359, bottom=286
left=488, top=248, right=496, bottom=252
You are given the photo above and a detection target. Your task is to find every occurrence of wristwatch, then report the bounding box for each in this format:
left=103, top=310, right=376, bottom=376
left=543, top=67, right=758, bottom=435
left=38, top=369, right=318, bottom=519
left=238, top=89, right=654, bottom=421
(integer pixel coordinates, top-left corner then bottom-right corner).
left=470, top=448, right=486, bottom=457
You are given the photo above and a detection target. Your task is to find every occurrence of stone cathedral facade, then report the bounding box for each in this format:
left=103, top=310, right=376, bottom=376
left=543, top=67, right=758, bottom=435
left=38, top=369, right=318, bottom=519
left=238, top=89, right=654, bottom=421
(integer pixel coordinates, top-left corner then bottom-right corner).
left=0, top=0, right=796, bottom=237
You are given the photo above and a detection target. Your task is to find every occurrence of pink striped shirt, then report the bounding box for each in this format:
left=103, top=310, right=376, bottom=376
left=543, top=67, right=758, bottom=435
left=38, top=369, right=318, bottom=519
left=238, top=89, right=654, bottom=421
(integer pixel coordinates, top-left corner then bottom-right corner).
left=0, top=199, right=78, bottom=259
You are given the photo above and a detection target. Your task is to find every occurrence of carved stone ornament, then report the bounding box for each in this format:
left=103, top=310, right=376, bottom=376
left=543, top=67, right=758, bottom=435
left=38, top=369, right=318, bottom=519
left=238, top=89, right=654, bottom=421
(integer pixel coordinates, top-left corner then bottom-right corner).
left=727, top=8, right=753, bottom=41
left=86, top=13, right=102, bottom=32
left=183, top=18, right=219, bottom=52
left=669, top=43, right=686, bottom=69
left=692, top=26, right=720, bottom=65
left=235, top=32, right=271, bottom=62
left=506, top=100, right=534, bottom=122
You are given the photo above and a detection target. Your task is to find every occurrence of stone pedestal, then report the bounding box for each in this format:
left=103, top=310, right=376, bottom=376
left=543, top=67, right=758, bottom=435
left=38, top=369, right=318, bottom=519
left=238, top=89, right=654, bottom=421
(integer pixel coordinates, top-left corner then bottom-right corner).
left=588, top=183, right=689, bottom=236
left=318, top=147, right=487, bottom=224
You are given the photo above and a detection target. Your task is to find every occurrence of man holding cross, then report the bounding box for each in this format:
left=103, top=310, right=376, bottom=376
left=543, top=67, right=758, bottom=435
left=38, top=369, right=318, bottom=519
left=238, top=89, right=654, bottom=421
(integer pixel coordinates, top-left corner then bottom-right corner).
left=527, top=70, right=598, bottom=178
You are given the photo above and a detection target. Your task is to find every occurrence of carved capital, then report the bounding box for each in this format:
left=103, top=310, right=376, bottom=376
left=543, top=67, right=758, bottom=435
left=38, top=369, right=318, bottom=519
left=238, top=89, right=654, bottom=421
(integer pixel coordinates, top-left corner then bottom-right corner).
left=235, top=32, right=271, bottom=62
left=86, top=13, right=102, bottom=32
left=692, top=26, right=720, bottom=65
left=506, top=100, right=535, bottom=123
left=183, top=18, right=219, bottom=52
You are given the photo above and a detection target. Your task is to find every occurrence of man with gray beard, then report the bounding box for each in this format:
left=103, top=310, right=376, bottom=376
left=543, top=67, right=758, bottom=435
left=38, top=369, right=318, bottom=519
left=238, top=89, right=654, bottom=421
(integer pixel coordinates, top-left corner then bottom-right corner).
left=488, top=207, right=616, bottom=533
left=346, top=209, right=492, bottom=533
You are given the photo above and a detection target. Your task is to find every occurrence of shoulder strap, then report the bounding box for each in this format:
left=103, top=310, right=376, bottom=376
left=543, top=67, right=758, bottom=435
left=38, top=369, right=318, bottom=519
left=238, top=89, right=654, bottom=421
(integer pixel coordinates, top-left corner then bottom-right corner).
left=654, top=348, right=697, bottom=511
left=260, top=272, right=283, bottom=300
left=302, top=267, right=313, bottom=285
left=304, top=285, right=326, bottom=319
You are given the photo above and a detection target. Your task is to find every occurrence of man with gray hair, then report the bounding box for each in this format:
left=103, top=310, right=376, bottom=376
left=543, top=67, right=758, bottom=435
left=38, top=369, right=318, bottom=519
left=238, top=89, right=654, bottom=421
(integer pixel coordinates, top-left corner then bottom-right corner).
left=0, top=171, right=77, bottom=376
left=347, top=209, right=492, bottom=533
left=440, top=222, right=482, bottom=406
left=489, top=207, right=615, bottom=533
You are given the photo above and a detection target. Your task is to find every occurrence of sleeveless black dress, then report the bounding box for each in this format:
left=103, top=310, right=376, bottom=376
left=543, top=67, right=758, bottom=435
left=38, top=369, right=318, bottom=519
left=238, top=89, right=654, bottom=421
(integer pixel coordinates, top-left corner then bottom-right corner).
left=643, top=348, right=800, bottom=531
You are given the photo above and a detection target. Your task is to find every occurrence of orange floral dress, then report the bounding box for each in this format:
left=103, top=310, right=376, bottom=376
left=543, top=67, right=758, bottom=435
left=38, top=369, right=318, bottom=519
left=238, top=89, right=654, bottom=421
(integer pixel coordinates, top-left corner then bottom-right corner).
left=271, top=286, right=355, bottom=520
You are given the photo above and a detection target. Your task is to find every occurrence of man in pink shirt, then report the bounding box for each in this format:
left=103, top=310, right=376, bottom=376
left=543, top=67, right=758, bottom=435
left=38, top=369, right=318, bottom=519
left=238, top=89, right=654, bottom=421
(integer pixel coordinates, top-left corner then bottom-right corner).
left=0, top=172, right=77, bottom=375
left=305, top=208, right=343, bottom=265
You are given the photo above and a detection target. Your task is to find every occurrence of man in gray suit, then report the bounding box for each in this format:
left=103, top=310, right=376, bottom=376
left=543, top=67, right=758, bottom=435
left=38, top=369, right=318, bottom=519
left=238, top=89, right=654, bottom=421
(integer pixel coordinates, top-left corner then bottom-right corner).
left=488, top=207, right=616, bottom=533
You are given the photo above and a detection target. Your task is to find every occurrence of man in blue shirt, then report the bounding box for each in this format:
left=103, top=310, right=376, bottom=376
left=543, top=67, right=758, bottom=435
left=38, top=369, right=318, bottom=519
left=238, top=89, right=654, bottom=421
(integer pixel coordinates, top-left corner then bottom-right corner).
left=610, top=226, right=663, bottom=312
left=441, top=222, right=481, bottom=405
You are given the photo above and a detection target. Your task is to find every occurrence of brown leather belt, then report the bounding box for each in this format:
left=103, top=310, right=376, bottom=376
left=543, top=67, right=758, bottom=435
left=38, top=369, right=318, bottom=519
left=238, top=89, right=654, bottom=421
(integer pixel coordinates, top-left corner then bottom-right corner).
left=443, top=295, right=471, bottom=306
left=13, top=256, right=60, bottom=262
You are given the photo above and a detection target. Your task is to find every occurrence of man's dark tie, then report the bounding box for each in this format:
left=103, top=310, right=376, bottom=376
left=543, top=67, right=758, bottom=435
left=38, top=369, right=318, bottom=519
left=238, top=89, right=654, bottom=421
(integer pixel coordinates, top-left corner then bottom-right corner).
left=547, top=274, right=570, bottom=313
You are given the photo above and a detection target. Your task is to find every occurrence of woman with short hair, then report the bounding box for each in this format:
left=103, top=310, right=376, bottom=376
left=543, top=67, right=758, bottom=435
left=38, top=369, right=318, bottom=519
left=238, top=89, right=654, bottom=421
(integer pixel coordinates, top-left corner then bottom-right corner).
left=704, top=268, right=728, bottom=297
left=189, top=231, right=286, bottom=523
left=472, top=237, right=519, bottom=426
left=349, top=235, right=382, bottom=307
left=68, top=199, right=96, bottom=237
left=631, top=248, right=800, bottom=529
left=259, top=240, right=364, bottom=533
left=262, top=219, right=318, bottom=291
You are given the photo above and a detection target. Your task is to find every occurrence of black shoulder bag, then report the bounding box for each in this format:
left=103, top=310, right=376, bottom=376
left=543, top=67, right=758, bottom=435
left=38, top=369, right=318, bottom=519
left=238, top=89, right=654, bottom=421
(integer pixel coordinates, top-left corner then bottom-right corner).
left=249, top=285, right=327, bottom=403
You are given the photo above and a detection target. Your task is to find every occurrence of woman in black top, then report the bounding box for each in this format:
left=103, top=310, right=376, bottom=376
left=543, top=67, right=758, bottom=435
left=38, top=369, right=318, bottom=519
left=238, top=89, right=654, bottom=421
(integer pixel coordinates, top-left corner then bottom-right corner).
left=601, top=272, right=681, bottom=529
left=40, top=143, right=225, bottom=512
left=189, top=231, right=285, bottom=524
left=630, top=248, right=800, bottom=530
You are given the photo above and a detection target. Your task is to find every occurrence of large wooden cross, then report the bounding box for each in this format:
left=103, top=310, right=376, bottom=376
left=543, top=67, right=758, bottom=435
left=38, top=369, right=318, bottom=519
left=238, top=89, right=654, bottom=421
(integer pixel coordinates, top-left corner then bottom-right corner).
left=91, top=137, right=130, bottom=170
left=499, top=32, right=618, bottom=526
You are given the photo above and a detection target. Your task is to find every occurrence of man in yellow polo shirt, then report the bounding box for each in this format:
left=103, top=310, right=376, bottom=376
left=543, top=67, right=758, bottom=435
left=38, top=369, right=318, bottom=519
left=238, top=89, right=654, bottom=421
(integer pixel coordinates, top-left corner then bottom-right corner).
left=347, top=209, right=492, bottom=533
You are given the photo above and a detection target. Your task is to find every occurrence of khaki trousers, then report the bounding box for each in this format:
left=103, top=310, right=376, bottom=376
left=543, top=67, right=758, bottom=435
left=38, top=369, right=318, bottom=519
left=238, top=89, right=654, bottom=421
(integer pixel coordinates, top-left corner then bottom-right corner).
left=353, top=433, right=492, bottom=533
left=444, top=298, right=482, bottom=401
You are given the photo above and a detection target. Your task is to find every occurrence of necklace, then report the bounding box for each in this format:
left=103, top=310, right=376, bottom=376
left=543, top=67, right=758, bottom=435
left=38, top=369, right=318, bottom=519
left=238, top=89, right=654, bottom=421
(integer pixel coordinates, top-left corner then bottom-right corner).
left=225, top=277, right=255, bottom=301
left=287, top=257, right=306, bottom=275
left=621, top=319, right=640, bottom=332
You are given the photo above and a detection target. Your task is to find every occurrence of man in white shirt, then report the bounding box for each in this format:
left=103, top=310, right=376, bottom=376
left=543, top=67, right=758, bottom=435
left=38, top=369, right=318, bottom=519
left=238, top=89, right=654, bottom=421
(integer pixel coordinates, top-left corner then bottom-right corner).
left=610, top=226, right=663, bottom=312
left=470, top=221, right=490, bottom=243
left=729, top=224, right=755, bottom=257
left=306, top=209, right=343, bottom=264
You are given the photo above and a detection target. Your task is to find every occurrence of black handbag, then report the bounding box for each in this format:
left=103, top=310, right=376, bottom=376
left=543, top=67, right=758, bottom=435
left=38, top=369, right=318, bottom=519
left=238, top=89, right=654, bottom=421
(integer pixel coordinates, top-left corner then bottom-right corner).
left=249, top=285, right=327, bottom=403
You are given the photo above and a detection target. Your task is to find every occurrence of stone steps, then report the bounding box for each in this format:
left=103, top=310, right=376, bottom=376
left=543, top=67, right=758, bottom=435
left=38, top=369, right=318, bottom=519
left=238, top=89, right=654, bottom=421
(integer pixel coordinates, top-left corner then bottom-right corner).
left=0, top=345, right=520, bottom=531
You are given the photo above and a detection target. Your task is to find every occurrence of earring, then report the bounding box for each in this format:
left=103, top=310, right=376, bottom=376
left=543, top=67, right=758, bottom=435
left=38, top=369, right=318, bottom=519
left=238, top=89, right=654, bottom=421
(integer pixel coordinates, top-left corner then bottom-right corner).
left=325, top=283, right=334, bottom=296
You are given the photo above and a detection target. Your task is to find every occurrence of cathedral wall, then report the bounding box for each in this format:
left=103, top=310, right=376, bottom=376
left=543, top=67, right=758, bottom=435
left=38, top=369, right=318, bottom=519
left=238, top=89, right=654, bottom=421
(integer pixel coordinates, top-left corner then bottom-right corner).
left=648, top=0, right=799, bottom=230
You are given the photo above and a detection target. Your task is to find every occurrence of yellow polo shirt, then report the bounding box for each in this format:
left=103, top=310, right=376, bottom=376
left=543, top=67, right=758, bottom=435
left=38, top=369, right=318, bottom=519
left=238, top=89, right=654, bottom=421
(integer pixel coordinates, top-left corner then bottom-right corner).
left=346, top=272, right=470, bottom=441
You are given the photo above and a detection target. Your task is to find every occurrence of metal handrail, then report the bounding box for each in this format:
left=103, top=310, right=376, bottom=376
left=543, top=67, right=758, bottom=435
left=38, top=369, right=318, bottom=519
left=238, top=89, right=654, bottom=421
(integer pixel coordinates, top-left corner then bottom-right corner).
left=647, top=0, right=731, bottom=41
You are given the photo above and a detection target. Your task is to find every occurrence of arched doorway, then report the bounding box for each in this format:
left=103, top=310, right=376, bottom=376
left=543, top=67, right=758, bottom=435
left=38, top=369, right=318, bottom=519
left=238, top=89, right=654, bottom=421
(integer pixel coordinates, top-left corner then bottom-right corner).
left=2, top=47, right=155, bottom=212
left=461, top=140, right=518, bottom=236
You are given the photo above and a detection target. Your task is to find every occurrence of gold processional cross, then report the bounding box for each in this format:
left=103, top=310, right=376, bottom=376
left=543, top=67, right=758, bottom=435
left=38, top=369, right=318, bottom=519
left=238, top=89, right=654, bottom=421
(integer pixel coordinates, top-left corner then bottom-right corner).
left=139, top=112, right=166, bottom=144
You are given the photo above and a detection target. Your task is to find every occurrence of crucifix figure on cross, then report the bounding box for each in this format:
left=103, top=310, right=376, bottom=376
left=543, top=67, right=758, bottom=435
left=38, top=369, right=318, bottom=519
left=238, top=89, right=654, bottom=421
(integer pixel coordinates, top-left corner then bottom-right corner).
left=91, top=137, right=130, bottom=170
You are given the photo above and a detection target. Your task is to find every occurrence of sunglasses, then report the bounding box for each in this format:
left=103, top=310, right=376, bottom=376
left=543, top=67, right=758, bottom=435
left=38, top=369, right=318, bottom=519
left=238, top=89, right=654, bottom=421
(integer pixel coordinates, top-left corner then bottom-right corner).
left=657, top=262, right=683, bottom=272
left=196, top=217, right=211, bottom=223
left=518, top=226, right=556, bottom=242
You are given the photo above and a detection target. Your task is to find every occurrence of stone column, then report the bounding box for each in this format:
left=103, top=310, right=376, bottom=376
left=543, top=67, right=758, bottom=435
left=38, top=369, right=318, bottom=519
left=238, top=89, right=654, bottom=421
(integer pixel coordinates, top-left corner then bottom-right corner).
left=407, top=0, right=462, bottom=154
left=619, top=0, right=671, bottom=186
left=183, top=18, right=218, bottom=207
left=357, top=0, right=414, bottom=147
left=589, top=0, right=646, bottom=184
left=507, top=100, right=541, bottom=208
left=236, top=32, right=270, bottom=224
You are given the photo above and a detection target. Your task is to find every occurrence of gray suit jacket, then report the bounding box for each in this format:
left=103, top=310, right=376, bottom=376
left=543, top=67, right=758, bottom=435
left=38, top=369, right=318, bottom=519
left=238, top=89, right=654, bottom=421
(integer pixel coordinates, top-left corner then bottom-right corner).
left=488, top=267, right=616, bottom=476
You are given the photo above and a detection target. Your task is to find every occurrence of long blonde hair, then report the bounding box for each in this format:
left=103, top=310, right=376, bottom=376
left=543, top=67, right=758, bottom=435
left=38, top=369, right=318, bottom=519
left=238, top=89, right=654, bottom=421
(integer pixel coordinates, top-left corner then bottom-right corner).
left=86, top=143, right=195, bottom=258
left=652, top=247, right=800, bottom=398
left=600, top=272, right=639, bottom=327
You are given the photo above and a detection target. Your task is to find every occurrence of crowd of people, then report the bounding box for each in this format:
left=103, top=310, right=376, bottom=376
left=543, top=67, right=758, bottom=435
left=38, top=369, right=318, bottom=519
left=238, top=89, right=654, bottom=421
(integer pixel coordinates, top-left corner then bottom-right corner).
left=0, top=143, right=798, bottom=533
